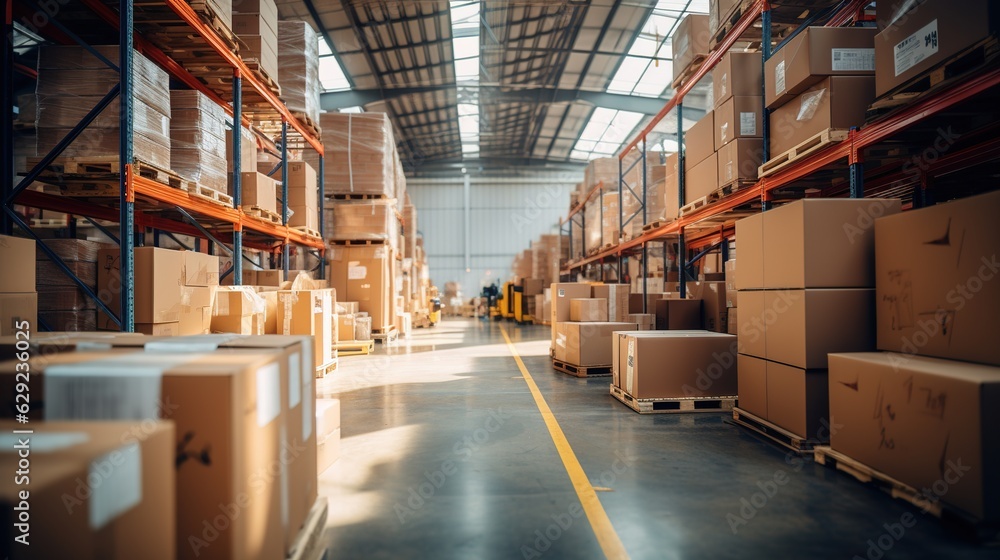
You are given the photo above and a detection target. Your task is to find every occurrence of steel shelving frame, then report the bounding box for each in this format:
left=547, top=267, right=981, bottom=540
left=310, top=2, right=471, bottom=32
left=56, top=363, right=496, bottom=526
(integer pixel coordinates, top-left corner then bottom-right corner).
left=2, top=0, right=327, bottom=332
left=561, top=0, right=1000, bottom=301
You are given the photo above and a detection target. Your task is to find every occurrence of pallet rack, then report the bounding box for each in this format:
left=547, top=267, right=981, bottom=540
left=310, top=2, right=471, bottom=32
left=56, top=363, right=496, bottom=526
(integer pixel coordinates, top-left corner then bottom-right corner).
left=2, top=0, right=327, bottom=332
left=560, top=0, right=1000, bottom=305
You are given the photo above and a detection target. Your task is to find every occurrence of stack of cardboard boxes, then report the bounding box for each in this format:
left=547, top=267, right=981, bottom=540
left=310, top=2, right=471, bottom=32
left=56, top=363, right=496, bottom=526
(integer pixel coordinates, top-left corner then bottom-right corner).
left=621, top=150, right=672, bottom=238
left=828, top=189, right=1000, bottom=525
left=35, top=239, right=108, bottom=331
left=329, top=244, right=396, bottom=336
left=169, top=89, right=228, bottom=194
left=0, top=235, right=37, bottom=336
left=713, top=52, right=764, bottom=190
left=672, top=14, right=711, bottom=86
left=581, top=158, right=618, bottom=254
left=551, top=282, right=635, bottom=368
left=319, top=112, right=398, bottom=198
left=277, top=20, right=321, bottom=126
left=284, top=160, right=320, bottom=232
left=232, top=0, right=279, bottom=83
left=735, top=198, right=901, bottom=441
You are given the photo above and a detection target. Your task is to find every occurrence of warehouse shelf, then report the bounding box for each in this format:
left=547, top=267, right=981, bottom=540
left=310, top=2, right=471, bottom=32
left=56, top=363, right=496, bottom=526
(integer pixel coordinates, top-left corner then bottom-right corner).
left=2, top=0, right=327, bottom=332
left=562, top=0, right=1000, bottom=286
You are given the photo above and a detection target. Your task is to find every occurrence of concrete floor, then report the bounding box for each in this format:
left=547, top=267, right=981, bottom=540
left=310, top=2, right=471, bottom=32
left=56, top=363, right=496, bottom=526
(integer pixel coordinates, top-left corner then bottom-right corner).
left=317, top=318, right=993, bottom=559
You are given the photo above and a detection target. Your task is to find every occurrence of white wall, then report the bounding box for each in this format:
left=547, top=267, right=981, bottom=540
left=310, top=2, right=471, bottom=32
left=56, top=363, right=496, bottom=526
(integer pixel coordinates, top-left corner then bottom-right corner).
left=408, top=171, right=581, bottom=298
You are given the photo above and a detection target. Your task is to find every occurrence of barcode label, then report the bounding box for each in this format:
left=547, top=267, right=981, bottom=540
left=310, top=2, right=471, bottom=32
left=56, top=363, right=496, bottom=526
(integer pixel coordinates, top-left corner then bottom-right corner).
left=831, top=48, right=875, bottom=72
left=894, top=20, right=938, bottom=77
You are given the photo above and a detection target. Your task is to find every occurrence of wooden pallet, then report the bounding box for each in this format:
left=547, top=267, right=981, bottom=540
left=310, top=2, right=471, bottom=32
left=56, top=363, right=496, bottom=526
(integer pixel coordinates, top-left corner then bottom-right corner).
left=372, top=326, right=398, bottom=344
left=315, top=358, right=338, bottom=379
left=671, top=54, right=709, bottom=90
left=642, top=218, right=674, bottom=232
left=182, top=183, right=234, bottom=207
left=329, top=192, right=393, bottom=201
left=328, top=237, right=388, bottom=245
left=708, top=0, right=802, bottom=50
left=758, top=129, right=849, bottom=178
left=188, top=0, right=240, bottom=53
left=287, top=497, right=329, bottom=560
left=291, top=226, right=322, bottom=239
left=333, top=339, right=375, bottom=356
left=29, top=218, right=72, bottom=227
left=551, top=359, right=612, bottom=378
left=244, top=205, right=281, bottom=224
left=25, top=156, right=211, bottom=197
left=241, top=59, right=281, bottom=96
left=137, top=1, right=240, bottom=55
left=728, top=407, right=823, bottom=454
left=680, top=191, right=723, bottom=217
left=610, top=384, right=736, bottom=414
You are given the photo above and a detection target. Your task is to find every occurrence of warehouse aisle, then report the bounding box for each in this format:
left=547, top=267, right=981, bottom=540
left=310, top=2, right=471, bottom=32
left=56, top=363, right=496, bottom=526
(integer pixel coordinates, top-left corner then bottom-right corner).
left=317, top=319, right=992, bottom=560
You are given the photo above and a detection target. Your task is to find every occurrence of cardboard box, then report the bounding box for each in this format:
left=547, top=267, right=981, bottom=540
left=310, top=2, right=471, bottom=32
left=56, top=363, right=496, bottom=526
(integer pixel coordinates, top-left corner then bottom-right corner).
left=764, top=289, right=875, bottom=369
left=715, top=96, right=763, bottom=150
left=875, top=190, right=1000, bottom=366
left=0, top=420, right=175, bottom=560
left=241, top=171, right=278, bottom=214
left=550, top=283, right=593, bottom=348
left=178, top=286, right=213, bottom=335
left=766, top=361, right=829, bottom=440
left=0, top=293, right=37, bottom=336
left=769, top=76, right=876, bottom=156
left=289, top=204, right=319, bottom=230
left=0, top=235, right=34, bottom=292
left=717, top=138, right=763, bottom=187
left=829, top=352, right=1000, bottom=521
left=709, top=0, right=739, bottom=34
left=338, top=313, right=355, bottom=341
left=182, top=251, right=220, bottom=287
left=727, top=307, right=738, bottom=334
left=688, top=281, right=728, bottom=333
left=765, top=27, right=877, bottom=110
left=736, top=290, right=765, bottom=358
left=626, top=313, right=655, bottom=330
left=226, top=125, right=257, bottom=174
left=570, top=298, right=608, bottom=322
left=287, top=161, right=318, bottom=208
left=592, top=284, right=630, bottom=322
left=328, top=245, right=394, bottom=330
left=684, top=111, right=716, bottom=171
left=620, top=331, right=739, bottom=399
left=737, top=353, right=767, bottom=418
left=522, top=278, right=544, bottom=296
left=686, top=152, right=718, bottom=204
left=761, top=198, right=901, bottom=289
left=135, top=321, right=179, bottom=336
left=724, top=259, right=738, bottom=307
left=735, top=213, right=763, bottom=290
left=874, top=0, right=998, bottom=96
left=317, top=428, right=341, bottom=475
left=714, top=52, right=762, bottom=108
left=556, top=321, right=636, bottom=366
left=98, top=247, right=184, bottom=324
left=654, top=298, right=702, bottom=330
left=278, top=289, right=335, bottom=368
left=212, top=286, right=265, bottom=335
left=672, top=14, right=711, bottom=81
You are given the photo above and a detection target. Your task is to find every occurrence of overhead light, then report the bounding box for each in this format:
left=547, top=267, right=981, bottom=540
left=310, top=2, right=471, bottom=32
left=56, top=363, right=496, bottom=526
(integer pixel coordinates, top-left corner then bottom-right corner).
left=461, top=167, right=467, bottom=174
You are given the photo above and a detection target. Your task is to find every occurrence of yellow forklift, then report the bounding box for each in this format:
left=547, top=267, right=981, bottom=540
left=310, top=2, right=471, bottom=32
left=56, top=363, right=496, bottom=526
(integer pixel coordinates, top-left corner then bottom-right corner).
left=501, top=281, right=516, bottom=320
left=512, top=283, right=533, bottom=324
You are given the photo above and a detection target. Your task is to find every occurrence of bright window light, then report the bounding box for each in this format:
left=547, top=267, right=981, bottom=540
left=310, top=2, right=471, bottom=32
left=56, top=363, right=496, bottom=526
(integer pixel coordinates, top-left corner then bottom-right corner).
left=319, top=56, right=351, bottom=92
left=339, top=106, right=364, bottom=113
left=452, top=1, right=481, bottom=159
left=571, top=109, right=645, bottom=161
left=453, top=36, right=480, bottom=59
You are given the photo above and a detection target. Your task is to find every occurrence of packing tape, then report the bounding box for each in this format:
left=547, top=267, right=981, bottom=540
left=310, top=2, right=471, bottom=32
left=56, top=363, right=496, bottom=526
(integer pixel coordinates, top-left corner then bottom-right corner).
left=144, top=333, right=243, bottom=353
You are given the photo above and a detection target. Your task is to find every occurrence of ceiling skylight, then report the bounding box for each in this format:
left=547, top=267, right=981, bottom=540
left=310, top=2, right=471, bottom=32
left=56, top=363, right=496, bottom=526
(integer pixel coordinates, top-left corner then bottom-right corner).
left=451, top=1, right=481, bottom=156
left=570, top=109, right=645, bottom=161
left=318, top=37, right=351, bottom=92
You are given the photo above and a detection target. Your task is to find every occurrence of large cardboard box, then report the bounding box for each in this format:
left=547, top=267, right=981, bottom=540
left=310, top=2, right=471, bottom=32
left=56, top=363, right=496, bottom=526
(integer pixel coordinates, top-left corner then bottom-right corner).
left=591, top=284, right=630, bottom=322
left=737, top=353, right=767, bottom=418
left=717, top=138, right=763, bottom=188
left=714, top=96, right=762, bottom=150
left=182, top=251, right=220, bottom=287
left=875, top=190, right=1000, bottom=366
left=620, top=331, right=739, bottom=399
left=211, top=286, right=265, bottom=335
left=240, top=171, right=278, bottom=214
left=626, top=313, right=655, bottom=331
left=287, top=161, right=318, bottom=208
left=874, top=0, right=998, bottom=96
left=735, top=213, right=763, bottom=290
left=654, top=298, right=702, bottom=330
left=829, top=352, right=1000, bottom=521
left=688, top=281, right=728, bottom=333
left=0, top=235, right=35, bottom=292
left=0, top=420, right=175, bottom=560
left=570, top=298, right=608, bottom=322
left=555, top=321, right=635, bottom=366
left=672, top=14, right=711, bottom=81
left=225, top=125, right=257, bottom=174
left=764, top=289, right=875, bottom=370
left=98, top=247, right=184, bottom=324
left=338, top=313, right=356, bottom=342
left=135, top=321, right=179, bottom=336
left=278, top=289, right=334, bottom=368
left=769, top=76, right=875, bottom=156
left=686, top=152, right=718, bottom=204
left=328, top=245, right=394, bottom=330
left=684, top=111, right=715, bottom=171
left=736, top=290, right=765, bottom=358
left=766, top=361, right=829, bottom=440
left=724, top=259, right=738, bottom=307
left=761, top=198, right=902, bottom=289
left=0, top=293, right=37, bottom=336
left=727, top=307, right=738, bottom=334
left=765, top=27, right=877, bottom=110
left=550, top=283, right=593, bottom=348
left=178, top=286, right=213, bottom=335
left=522, top=278, right=544, bottom=296
left=713, top=52, right=762, bottom=108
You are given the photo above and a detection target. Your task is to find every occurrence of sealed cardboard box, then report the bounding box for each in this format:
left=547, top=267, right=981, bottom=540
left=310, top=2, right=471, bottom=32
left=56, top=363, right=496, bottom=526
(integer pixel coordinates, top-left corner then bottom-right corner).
left=278, top=289, right=335, bottom=368
left=240, top=171, right=278, bottom=214
left=0, top=293, right=37, bottom=336
left=621, top=331, right=739, bottom=399
left=713, top=51, right=762, bottom=108
left=766, top=361, right=829, bottom=440
left=556, top=321, right=636, bottom=366
left=672, top=14, right=711, bottom=82
left=212, top=286, right=265, bottom=335
left=688, top=281, right=728, bottom=333
left=626, top=313, right=655, bottom=331
left=874, top=0, right=997, bottom=96
left=765, top=27, right=877, bottom=110
left=550, top=283, right=593, bottom=348
left=735, top=213, right=763, bottom=289
left=714, top=96, right=763, bottom=150
left=287, top=161, right=318, bottom=207
left=182, top=251, right=220, bottom=287
left=0, top=420, right=175, bottom=560
left=0, top=235, right=35, bottom=292
left=570, top=298, right=608, bottom=322
left=225, top=125, right=257, bottom=174
left=769, top=76, right=875, bottom=156
left=761, top=198, right=901, bottom=289
left=328, top=200, right=397, bottom=240
left=178, top=287, right=213, bottom=335
left=709, top=0, right=739, bottom=34
left=829, top=352, right=1000, bottom=521
left=684, top=111, right=716, bottom=171
left=764, top=289, right=875, bottom=369
left=724, top=259, right=738, bottom=306
left=654, top=298, right=702, bottom=330
left=318, top=427, right=341, bottom=474
left=338, top=313, right=356, bottom=341
left=328, top=245, right=394, bottom=330
left=522, top=278, right=544, bottom=296
left=592, top=284, right=630, bottom=322
left=737, top=353, right=767, bottom=418
left=875, top=190, right=1000, bottom=366
left=98, top=247, right=184, bottom=324
left=686, top=152, right=718, bottom=204
left=135, top=321, right=179, bottom=336
left=736, top=290, right=765, bottom=358
left=717, top=138, right=763, bottom=188
left=727, top=307, right=738, bottom=334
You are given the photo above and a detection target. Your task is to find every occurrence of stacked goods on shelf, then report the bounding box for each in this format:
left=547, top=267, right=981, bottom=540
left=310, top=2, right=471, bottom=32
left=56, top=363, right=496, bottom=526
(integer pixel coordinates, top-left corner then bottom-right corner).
left=319, top=112, right=397, bottom=197
left=686, top=273, right=729, bottom=333
left=196, top=0, right=232, bottom=29
left=713, top=52, right=764, bottom=189
left=671, top=13, right=710, bottom=86
left=873, top=0, right=997, bottom=97
left=35, top=239, right=110, bottom=332
left=287, top=160, right=319, bottom=231
left=612, top=331, right=739, bottom=400
left=329, top=244, right=396, bottom=335
left=0, top=333, right=319, bottom=558
left=531, top=234, right=566, bottom=288
left=169, top=90, right=228, bottom=194
left=708, top=0, right=738, bottom=37
left=178, top=251, right=218, bottom=334
left=601, top=192, right=620, bottom=247
left=684, top=109, right=719, bottom=206
left=764, top=27, right=877, bottom=158
left=620, top=150, right=669, bottom=237
left=511, top=249, right=533, bottom=281
left=584, top=196, right=602, bottom=254
left=231, top=0, right=279, bottom=83
left=212, top=287, right=265, bottom=335
left=97, top=247, right=175, bottom=334
left=828, top=190, right=1000, bottom=525
left=240, top=169, right=279, bottom=214
left=278, top=285, right=336, bottom=371
left=326, top=199, right=399, bottom=242
left=734, top=198, right=901, bottom=441
left=0, top=235, right=37, bottom=335
left=0, top=421, right=175, bottom=559
left=584, top=157, right=617, bottom=192
left=404, top=202, right=418, bottom=259
left=226, top=124, right=257, bottom=174
left=277, top=20, right=321, bottom=126
left=35, top=45, right=171, bottom=169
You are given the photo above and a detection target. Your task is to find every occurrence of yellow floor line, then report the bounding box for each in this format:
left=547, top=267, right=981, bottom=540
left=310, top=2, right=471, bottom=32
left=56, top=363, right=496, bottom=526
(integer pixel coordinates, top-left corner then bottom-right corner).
left=500, top=325, right=630, bottom=560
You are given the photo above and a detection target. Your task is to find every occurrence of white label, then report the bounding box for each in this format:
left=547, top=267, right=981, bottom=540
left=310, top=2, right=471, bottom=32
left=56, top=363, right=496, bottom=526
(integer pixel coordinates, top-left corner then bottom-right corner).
left=256, top=362, right=281, bottom=427
left=625, top=338, right=636, bottom=394
left=558, top=289, right=565, bottom=297
left=739, top=112, right=756, bottom=136
left=831, top=48, right=875, bottom=72
left=0, top=432, right=88, bottom=452
left=288, top=352, right=302, bottom=409
left=45, top=356, right=180, bottom=421
left=348, top=265, right=367, bottom=280
left=720, top=73, right=728, bottom=97
left=774, top=60, right=786, bottom=95
left=89, top=442, right=142, bottom=530
left=894, top=20, right=938, bottom=77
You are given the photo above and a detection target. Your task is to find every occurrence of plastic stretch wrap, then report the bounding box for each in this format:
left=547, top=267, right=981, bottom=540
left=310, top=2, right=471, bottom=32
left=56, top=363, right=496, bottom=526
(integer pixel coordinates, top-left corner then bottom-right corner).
left=277, top=20, right=321, bottom=126
left=353, top=315, right=372, bottom=341
left=584, top=198, right=602, bottom=254
left=319, top=112, right=396, bottom=196
left=326, top=200, right=399, bottom=241
left=35, top=46, right=171, bottom=169
left=40, top=310, right=97, bottom=332
left=36, top=260, right=98, bottom=288
left=169, top=90, right=228, bottom=193
left=584, top=157, right=618, bottom=191
left=36, top=286, right=96, bottom=311
left=601, top=192, right=620, bottom=246
left=37, top=238, right=110, bottom=262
